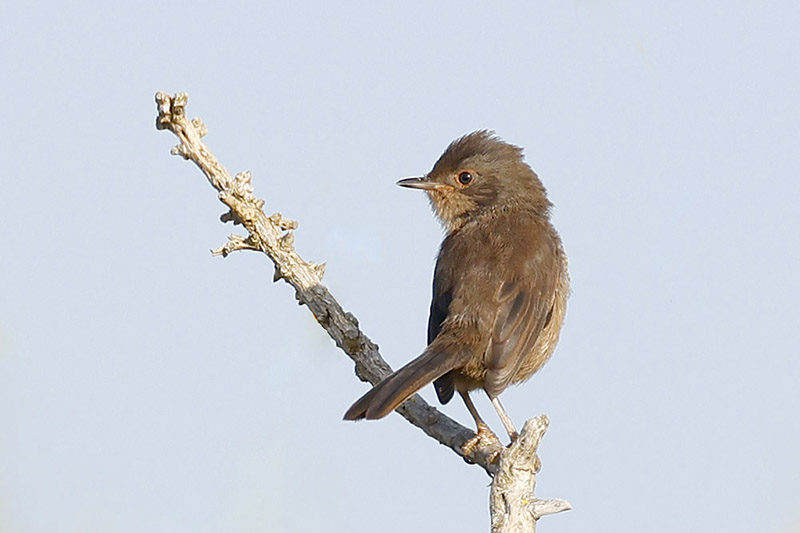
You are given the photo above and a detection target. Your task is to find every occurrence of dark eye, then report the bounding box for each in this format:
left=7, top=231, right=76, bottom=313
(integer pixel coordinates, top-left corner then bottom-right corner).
left=457, top=171, right=473, bottom=185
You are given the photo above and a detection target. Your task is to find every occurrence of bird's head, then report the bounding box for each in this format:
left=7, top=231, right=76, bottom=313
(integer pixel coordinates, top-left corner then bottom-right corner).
left=397, top=130, right=551, bottom=231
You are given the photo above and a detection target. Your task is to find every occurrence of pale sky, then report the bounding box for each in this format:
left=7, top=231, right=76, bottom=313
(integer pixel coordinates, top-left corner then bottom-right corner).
left=2, top=2, right=799, bottom=532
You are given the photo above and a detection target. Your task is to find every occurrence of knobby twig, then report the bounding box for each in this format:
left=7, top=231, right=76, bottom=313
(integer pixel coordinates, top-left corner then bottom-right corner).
left=155, top=91, right=571, bottom=531
left=490, top=416, right=572, bottom=532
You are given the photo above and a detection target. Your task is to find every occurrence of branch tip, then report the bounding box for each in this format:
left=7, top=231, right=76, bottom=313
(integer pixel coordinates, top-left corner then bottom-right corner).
left=279, top=230, right=295, bottom=249
left=311, top=261, right=326, bottom=280
left=530, top=498, right=572, bottom=520
left=191, top=117, right=208, bottom=137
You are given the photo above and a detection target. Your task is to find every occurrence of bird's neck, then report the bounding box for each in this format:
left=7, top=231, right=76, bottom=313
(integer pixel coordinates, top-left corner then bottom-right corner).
left=443, top=204, right=549, bottom=237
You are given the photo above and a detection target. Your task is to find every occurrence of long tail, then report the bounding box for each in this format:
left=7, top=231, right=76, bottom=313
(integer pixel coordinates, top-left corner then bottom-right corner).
left=343, top=344, right=464, bottom=420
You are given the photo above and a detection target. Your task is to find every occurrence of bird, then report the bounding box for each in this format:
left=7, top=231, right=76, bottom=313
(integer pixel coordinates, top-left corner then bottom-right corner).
left=343, top=130, right=569, bottom=446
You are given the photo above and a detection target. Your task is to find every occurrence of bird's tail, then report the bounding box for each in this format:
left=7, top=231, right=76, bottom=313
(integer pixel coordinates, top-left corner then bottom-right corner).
left=343, top=345, right=463, bottom=420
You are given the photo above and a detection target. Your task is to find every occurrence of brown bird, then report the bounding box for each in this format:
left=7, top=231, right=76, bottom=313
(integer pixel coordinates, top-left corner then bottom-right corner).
left=344, top=131, right=569, bottom=444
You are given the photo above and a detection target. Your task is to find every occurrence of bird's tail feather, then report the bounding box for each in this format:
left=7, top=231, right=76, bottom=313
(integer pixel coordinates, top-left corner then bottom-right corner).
left=343, top=346, right=461, bottom=420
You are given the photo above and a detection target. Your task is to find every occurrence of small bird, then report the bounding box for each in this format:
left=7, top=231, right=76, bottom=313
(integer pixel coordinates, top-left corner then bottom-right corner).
left=344, top=131, right=569, bottom=445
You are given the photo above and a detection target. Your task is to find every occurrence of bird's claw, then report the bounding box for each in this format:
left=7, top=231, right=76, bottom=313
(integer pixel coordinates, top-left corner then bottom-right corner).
left=462, top=423, right=502, bottom=458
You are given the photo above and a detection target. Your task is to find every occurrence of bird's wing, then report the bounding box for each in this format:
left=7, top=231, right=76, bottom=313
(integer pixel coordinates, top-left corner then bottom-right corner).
left=427, top=273, right=450, bottom=345
left=483, top=231, right=559, bottom=397
left=429, top=255, right=456, bottom=403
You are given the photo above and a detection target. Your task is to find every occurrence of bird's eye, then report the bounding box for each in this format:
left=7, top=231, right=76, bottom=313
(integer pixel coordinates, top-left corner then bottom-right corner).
left=457, top=171, right=473, bottom=186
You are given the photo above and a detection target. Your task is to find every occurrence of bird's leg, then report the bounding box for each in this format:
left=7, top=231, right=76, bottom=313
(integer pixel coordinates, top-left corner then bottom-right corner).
left=460, top=389, right=492, bottom=432
left=490, top=396, right=519, bottom=442
left=459, top=389, right=501, bottom=456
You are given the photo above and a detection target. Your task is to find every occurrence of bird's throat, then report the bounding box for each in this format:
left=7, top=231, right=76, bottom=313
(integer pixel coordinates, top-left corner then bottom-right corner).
left=427, top=189, right=479, bottom=232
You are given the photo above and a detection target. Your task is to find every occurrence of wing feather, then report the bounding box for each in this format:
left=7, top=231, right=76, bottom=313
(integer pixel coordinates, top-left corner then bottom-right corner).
left=483, top=234, right=559, bottom=397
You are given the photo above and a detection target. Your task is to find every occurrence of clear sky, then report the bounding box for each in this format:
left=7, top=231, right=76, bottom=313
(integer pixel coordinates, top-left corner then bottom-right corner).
left=2, top=2, right=799, bottom=532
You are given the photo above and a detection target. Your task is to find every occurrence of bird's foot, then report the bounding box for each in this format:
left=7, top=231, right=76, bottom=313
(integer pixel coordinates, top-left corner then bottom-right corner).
left=462, top=423, right=502, bottom=462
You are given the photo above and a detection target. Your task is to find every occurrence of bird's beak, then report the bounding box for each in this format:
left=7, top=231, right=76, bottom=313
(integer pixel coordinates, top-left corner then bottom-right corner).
left=396, top=176, right=449, bottom=191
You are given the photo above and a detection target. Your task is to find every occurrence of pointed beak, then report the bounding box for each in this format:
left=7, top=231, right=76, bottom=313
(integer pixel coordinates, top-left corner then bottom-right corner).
left=396, top=176, right=449, bottom=191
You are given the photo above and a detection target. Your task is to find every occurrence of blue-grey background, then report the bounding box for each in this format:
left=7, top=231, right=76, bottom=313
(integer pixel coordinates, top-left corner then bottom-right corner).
left=2, top=2, right=798, bottom=532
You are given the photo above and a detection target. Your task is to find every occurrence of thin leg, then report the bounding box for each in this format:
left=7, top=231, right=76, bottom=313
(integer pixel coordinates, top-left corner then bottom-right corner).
left=490, top=396, right=519, bottom=442
left=459, top=389, right=489, bottom=430
left=459, top=389, right=500, bottom=457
